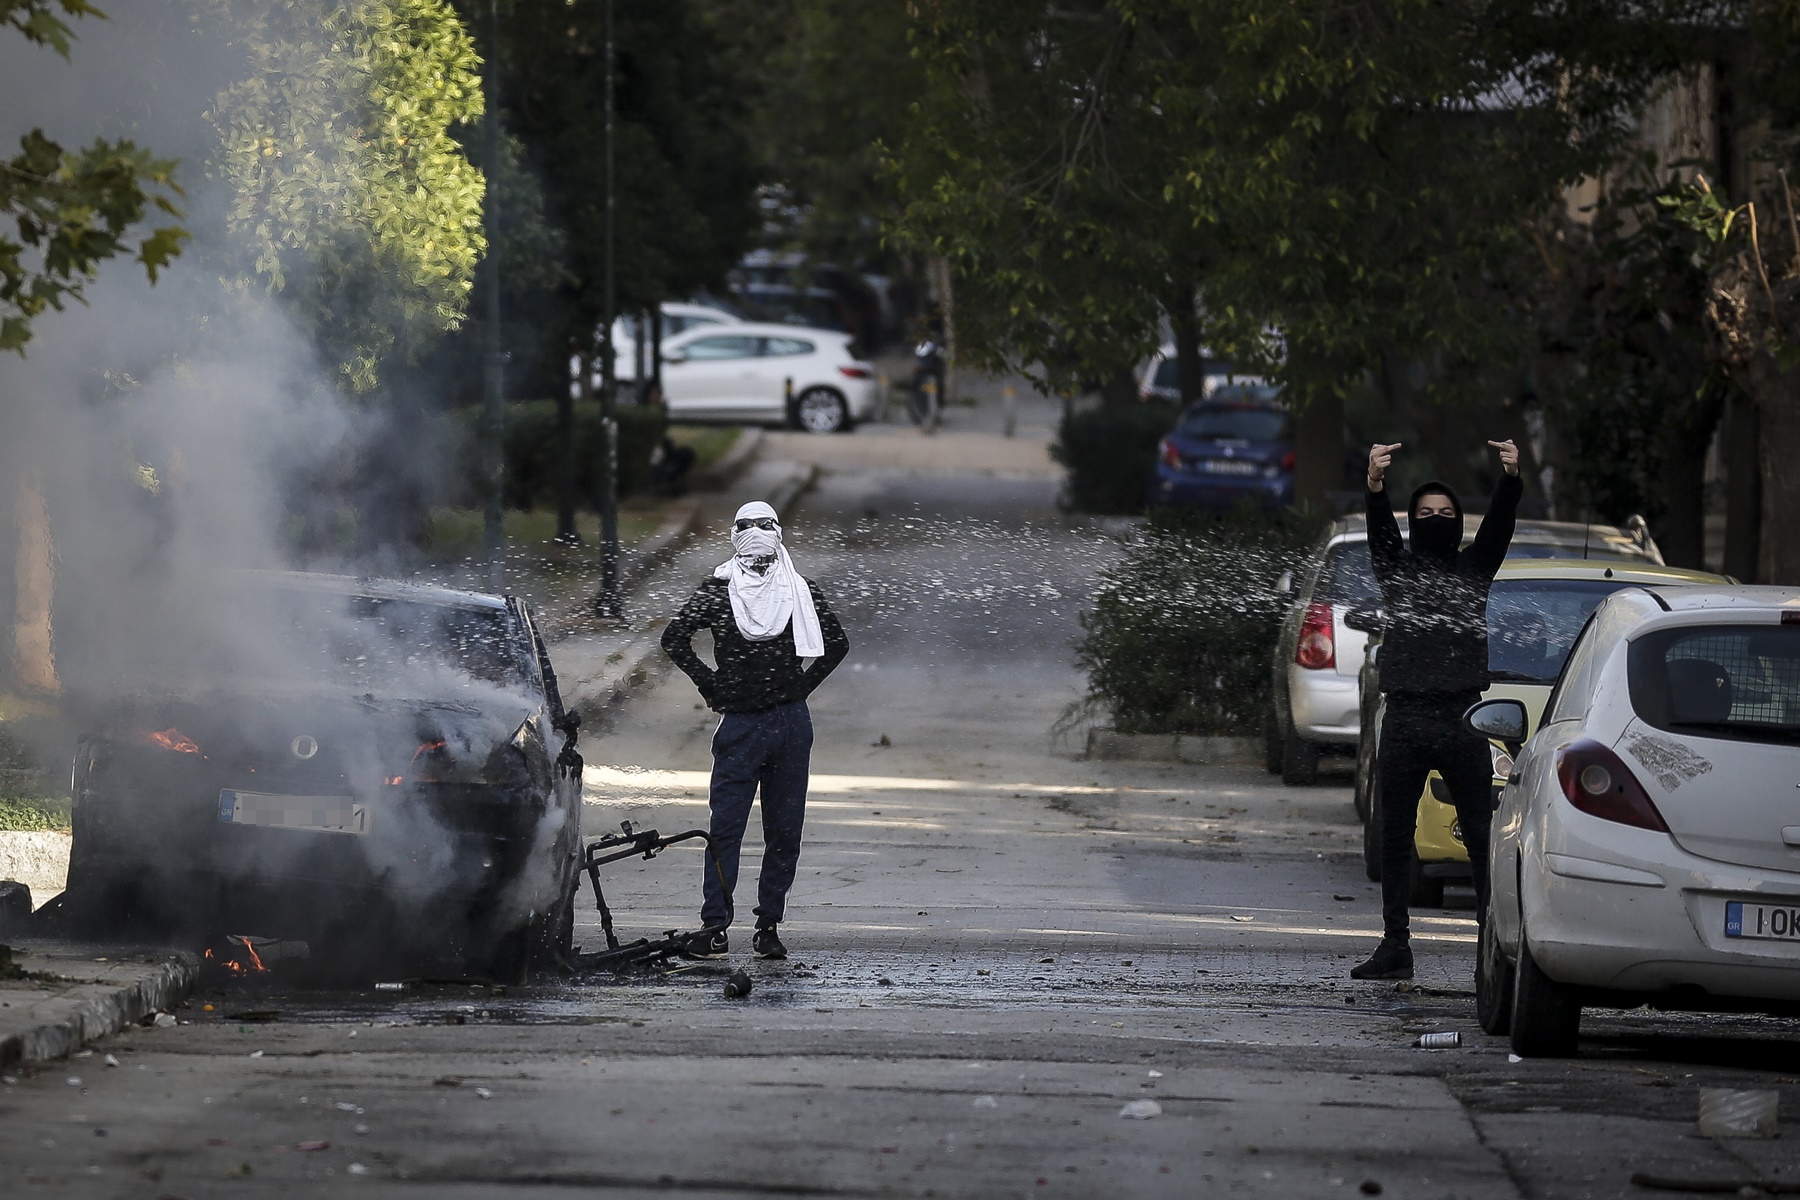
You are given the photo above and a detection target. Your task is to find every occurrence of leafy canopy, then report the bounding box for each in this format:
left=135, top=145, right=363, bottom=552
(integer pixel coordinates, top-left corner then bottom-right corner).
left=1, top=0, right=186, bottom=354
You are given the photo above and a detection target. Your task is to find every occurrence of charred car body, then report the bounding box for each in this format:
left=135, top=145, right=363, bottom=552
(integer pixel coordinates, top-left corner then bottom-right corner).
left=62, top=572, right=583, bottom=981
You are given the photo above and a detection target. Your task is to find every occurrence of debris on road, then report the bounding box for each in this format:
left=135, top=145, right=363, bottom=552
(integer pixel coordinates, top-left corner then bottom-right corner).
left=293, top=1140, right=329, bottom=1151
left=103, top=1054, right=119, bottom=1068
left=724, top=970, right=753, bottom=998
left=972, top=1095, right=998, bottom=1109
left=434, top=1076, right=462, bottom=1087
left=374, top=981, right=405, bottom=991
left=1118, top=1099, right=1162, bottom=1119
left=1333, top=894, right=1356, bottom=902
left=1414, top=1032, right=1461, bottom=1049
left=151, top=1012, right=177, bottom=1027
left=1228, top=915, right=1253, bottom=923
left=475, top=1087, right=493, bottom=1100
left=1697, top=1087, right=1779, bottom=1138
left=1359, top=1181, right=1383, bottom=1195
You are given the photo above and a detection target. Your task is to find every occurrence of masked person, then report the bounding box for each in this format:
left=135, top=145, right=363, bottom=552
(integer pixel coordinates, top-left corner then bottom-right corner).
left=1353, top=439, right=1521, bottom=981
left=661, top=501, right=850, bottom=960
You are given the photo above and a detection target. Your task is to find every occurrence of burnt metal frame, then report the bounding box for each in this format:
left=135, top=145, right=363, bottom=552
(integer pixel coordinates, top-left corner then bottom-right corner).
left=573, top=820, right=733, bottom=972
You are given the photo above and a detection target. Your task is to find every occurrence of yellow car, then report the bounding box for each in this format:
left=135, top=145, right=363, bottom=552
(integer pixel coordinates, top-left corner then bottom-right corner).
left=1357, top=558, right=1729, bottom=905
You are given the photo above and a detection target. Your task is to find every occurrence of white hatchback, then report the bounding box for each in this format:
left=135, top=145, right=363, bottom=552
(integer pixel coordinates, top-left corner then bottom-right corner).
left=657, top=321, right=878, bottom=433
left=1472, top=585, right=1800, bottom=1056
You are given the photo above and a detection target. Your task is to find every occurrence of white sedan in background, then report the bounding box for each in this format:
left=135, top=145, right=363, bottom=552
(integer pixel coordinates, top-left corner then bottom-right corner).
left=654, top=321, right=878, bottom=433
left=1472, top=585, right=1800, bottom=1056
left=609, top=301, right=742, bottom=383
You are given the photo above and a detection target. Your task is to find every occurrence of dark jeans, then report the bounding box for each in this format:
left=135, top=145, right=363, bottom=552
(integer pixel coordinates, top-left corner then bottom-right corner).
left=702, top=700, right=813, bottom=930
left=1377, top=695, right=1493, bottom=941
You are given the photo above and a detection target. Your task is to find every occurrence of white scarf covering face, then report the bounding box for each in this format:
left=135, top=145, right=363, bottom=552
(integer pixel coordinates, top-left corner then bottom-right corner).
left=713, top=501, right=824, bottom=657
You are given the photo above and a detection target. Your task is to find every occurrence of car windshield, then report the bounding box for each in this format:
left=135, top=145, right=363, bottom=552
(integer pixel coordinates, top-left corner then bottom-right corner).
left=1317, top=538, right=1658, bottom=608
left=1151, top=358, right=1242, bottom=389
left=138, top=587, right=530, bottom=692
left=1176, top=406, right=1289, bottom=441
left=1504, top=541, right=1656, bottom=563
left=1629, top=625, right=1800, bottom=745
left=1487, top=579, right=1634, bottom=681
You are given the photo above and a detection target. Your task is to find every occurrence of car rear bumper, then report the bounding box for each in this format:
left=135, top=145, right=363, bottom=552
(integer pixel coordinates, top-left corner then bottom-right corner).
left=1151, top=467, right=1292, bottom=509
left=1286, top=667, right=1359, bottom=744
left=1522, top=815, right=1800, bottom=1004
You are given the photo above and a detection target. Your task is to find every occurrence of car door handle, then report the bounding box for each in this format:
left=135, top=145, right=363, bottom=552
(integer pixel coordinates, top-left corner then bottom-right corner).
left=1783, top=826, right=1800, bottom=847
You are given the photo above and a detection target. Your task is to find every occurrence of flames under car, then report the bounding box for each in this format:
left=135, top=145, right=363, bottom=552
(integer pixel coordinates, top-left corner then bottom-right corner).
left=60, top=575, right=584, bottom=982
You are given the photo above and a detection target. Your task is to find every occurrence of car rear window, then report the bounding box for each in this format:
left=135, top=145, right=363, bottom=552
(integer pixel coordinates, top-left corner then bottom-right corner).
left=1487, top=579, right=1633, bottom=682
left=1318, top=543, right=1380, bottom=604
left=1628, top=624, right=1800, bottom=745
left=1177, top=405, right=1289, bottom=441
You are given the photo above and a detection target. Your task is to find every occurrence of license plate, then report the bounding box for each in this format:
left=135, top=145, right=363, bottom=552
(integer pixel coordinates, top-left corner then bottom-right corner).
left=1724, top=900, right=1800, bottom=941
left=219, top=789, right=367, bottom=836
left=1202, top=459, right=1261, bottom=477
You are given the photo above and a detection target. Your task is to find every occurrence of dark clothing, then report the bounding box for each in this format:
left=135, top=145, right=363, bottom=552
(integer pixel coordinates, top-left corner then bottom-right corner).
left=1376, top=698, right=1494, bottom=939
left=702, top=700, right=813, bottom=929
left=1365, top=473, right=1523, bottom=697
left=661, top=577, right=850, bottom=714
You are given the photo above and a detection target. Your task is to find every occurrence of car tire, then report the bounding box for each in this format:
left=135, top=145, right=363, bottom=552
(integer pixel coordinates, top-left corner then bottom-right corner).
left=1408, top=858, right=1446, bottom=908
left=1476, top=916, right=1514, bottom=1035
left=795, top=387, right=850, bottom=434
left=1263, top=707, right=1284, bottom=774
left=1280, top=726, right=1319, bottom=786
left=1510, top=924, right=1581, bottom=1057
left=1361, top=777, right=1383, bottom=882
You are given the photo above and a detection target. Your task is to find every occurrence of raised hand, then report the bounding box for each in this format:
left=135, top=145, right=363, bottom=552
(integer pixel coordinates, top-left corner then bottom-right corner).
left=1488, top=439, right=1520, bottom=477
left=1367, top=442, right=1401, bottom=489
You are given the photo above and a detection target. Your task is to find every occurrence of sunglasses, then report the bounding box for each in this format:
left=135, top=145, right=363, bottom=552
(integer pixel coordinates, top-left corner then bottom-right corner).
left=734, top=517, right=778, bottom=532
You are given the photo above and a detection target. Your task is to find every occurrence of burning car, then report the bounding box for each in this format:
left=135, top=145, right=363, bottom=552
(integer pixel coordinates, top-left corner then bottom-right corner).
left=60, top=572, right=584, bottom=982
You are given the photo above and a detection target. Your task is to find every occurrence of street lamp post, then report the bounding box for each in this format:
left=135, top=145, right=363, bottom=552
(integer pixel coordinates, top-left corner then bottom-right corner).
left=595, top=0, right=621, bottom=618
left=481, top=0, right=506, bottom=593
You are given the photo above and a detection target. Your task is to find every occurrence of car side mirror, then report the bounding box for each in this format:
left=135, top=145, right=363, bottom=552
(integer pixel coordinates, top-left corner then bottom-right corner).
left=661, top=348, right=687, bottom=365
left=1463, top=698, right=1527, bottom=750
left=1275, top=570, right=1294, bottom=596
left=1342, top=605, right=1385, bottom=635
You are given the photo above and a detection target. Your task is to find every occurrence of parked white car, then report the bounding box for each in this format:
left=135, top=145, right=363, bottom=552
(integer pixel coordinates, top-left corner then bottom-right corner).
left=1473, top=585, right=1800, bottom=1057
left=610, top=302, right=743, bottom=384
left=657, top=321, right=878, bottom=433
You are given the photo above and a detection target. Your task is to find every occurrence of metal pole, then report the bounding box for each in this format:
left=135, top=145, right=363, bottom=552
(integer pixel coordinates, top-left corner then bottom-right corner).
left=481, top=0, right=506, bottom=592
left=595, top=0, right=621, bottom=618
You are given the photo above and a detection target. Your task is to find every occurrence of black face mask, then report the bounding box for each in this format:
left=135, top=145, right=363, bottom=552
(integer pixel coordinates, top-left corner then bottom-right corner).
left=1409, top=514, right=1462, bottom=558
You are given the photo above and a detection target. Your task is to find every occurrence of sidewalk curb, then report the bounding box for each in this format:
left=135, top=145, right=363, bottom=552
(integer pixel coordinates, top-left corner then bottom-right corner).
left=691, top=426, right=763, bottom=491
left=0, top=947, right=199, bottom=1069
left=1084, top=728, right=1261, bottom=765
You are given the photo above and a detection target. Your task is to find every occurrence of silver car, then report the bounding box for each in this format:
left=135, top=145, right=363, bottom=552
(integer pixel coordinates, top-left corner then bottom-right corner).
left=1267, top=512, right=1662, bottom=785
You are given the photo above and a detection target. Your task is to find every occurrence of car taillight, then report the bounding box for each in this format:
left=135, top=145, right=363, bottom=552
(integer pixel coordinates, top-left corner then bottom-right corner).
left=1294, top=602, right=1336, bottom=670
left=838, top=365, right=873, bottom=379
left=1280, top=450, right=1296, bottom=471
left=1555, top=739, right=1668, bottom=832
left=1159, top=438, right=1182, bottom=469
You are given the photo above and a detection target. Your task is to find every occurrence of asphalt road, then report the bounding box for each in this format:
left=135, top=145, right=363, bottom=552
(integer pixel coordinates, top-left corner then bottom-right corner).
left=7, top=453, right=1800, bottom=1198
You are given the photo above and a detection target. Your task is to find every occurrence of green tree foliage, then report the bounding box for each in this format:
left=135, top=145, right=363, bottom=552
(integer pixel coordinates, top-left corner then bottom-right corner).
left=0, top=0, right=185, bottom=353
left=204, top=0, right=486, bottom=392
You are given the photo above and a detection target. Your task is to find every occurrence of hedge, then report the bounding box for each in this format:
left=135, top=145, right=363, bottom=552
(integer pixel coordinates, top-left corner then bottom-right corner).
left=1051, top=402, right=1179, bottom=515
left=452, top=400, right=669, bottom=510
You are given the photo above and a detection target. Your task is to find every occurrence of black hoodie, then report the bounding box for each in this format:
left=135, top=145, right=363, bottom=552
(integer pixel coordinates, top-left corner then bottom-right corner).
left=1364, top=473, right=1523, bottom=698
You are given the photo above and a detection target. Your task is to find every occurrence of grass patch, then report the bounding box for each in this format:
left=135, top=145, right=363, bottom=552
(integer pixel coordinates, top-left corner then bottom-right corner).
left=668, top=424, right=745, bottom=473
left=420, top=507, right=662, bottom=566
left=0, top=793, right=71, bottom=833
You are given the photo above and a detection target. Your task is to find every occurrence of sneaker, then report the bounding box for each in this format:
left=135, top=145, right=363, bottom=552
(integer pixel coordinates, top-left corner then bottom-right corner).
left=1350, top=938, right=1413, bottom=980
left=752, top=926, right=788, bottom=960
left=683, top=929, right=728, bottom=959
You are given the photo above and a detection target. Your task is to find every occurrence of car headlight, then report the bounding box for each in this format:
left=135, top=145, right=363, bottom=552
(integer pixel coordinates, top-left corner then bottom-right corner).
left=1489, top=742, right=1514, bottom=781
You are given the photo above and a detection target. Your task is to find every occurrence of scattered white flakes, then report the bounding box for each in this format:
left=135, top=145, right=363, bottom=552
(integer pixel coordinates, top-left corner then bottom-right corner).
left=354, top=1124, right=369, bottom=1135
left=249, top=1051, right=264, bottom=1059
left=1229, top=915, right=1254, bottom=923
left=1, top=1076, right=17, bottom=1086
left=1119, top=1100, right=1163, bottom=1120
left=152, top=1013, right=176, bottom=1028
left=335, top=1102, right=360, bottom=1113
left=74, top=1050, right=93, bottom=1059
left=347, top=1163, right=369, bottom=1177
left=347, top=1029, right=358, bottom=1038
left=474, top=1087, right=493, bottom=1100
left=1508, top=1054, right=1523, bottom=1064
left=972, top=1095, right=998, bottom=1109
left=1147, top=1070, right=1163, bottom=1079
left=66, top=1077, right=81, bottom=1086
left=103, top=1055, right=120, bottom=1069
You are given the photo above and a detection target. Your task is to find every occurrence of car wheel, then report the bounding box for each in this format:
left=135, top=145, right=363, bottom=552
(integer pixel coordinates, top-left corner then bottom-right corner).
left=795, top=387, right=850, bottom=433
left=1510, top=922, right=1581, bottom=1057
left=1280, top=726, right=1319, bottom=786
left=1407, top=857, right=1446, bottom=907
left=1476, top=916, right=1514, bottom=1035
left=1263, top=707, right=1284, bottom=774
left=1361, top=777, right=1383, bottom=882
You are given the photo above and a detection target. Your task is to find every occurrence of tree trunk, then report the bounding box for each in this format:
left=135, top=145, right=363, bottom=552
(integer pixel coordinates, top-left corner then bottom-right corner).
left=929, top=254, right=957, bottom=405
left=1750, top=354, right=1800, bottom=583
left=557, top=344, right=583, bottom=543
left=1169, top=291, right=1202, bottom=405
left=12, top=472, right=59, bottom=696
left=1294, top=389, right=1346, bottom=512
left=650, top=305, right=664, bottom=399
left=1722, top=392, right=1760, bottom=580
left=1651, top=384, right=1727, bottom=569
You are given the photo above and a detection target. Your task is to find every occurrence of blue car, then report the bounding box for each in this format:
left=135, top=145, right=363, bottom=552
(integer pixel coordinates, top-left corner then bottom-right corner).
left=1150, top=388, right=1294, bottom=510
